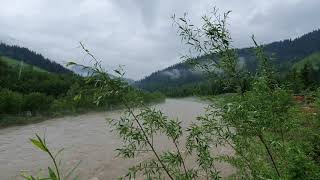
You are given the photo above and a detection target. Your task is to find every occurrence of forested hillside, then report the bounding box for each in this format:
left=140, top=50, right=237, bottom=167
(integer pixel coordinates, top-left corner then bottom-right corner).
left=0, top=43, right=72, bottom=74
left=137, top=29, right=320, bottom=95
left=135, top=62, right=204, bottom=92
left=0, top=55, right=164, bottom=127
left=0, top=56, right=87, bottom=127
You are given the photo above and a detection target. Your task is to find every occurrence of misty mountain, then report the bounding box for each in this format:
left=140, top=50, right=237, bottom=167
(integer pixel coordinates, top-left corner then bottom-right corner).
left=70, top=64, right=135, bottom=84
left=136, top=29, right=320, bottom=92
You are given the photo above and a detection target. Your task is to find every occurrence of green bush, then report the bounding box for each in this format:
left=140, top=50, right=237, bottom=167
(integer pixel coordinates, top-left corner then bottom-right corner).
left=23, top=92, right=54, bottom=113
left=141, top=91, right=166, bottom=103
left=50, top=98, right=73, bottom=113
left=0, top=88, right=23, bottom=114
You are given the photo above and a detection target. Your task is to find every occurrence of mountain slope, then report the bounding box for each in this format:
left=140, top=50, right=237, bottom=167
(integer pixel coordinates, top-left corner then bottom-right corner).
left=1, top=56, right=48, bottom=73
left=136, top=62, right=203, bottom=91
left=137, top=29, right=320, bottom=92
left=0, top=43, right=72, bottom=74
left=238, top=29, right=320, bottom=71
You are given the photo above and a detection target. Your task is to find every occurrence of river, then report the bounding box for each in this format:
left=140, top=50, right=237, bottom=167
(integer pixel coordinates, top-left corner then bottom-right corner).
left=0, top=98, right=234, bottom=180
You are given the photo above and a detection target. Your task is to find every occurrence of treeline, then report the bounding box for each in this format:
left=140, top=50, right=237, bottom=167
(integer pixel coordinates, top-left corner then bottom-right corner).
left=0, top=43, right=72, bottom=74
left=0, top=58, right=165, bottom=127
left=149, top=79, right=235, bottom=97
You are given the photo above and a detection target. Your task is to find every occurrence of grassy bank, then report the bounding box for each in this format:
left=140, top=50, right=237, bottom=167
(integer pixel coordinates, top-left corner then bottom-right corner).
left=0, top=107, right=108, bottom=128
left=199, top=93, right=237, bottom=105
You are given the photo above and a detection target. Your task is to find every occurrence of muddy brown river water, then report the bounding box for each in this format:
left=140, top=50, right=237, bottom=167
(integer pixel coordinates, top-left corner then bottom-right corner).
left=0, top=98, right=234, bottom=180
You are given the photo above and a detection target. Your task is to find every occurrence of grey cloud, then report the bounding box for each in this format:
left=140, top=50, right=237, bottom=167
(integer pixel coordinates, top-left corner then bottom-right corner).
left=247, top=0, right=320, bottom=43
left=0, top=0, right=319, bottom=80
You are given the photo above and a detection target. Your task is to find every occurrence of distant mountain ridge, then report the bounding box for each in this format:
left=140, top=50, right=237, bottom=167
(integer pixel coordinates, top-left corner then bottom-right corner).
left=0, top=43, right=72, bottom=74
left=70, top=64, right=135, bottom=84
left=136, top=29, right=320, bottom=91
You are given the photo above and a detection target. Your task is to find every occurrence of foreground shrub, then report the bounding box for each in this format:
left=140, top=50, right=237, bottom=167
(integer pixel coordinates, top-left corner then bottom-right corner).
left=22, top=134, right=80, bottom=180
left=50, top=98, right=74, bottom=114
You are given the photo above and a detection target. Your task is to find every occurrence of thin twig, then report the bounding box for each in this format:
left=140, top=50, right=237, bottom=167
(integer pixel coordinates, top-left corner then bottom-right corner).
left=47, top=147, right=61, bottom=180
left=258, top=133, right=281, bottom=177
left=173, top=139, right=188, bottom=175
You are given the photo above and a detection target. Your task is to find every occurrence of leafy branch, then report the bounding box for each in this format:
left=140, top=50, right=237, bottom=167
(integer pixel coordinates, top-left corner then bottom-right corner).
left=22, top=134, right=80, bottom=180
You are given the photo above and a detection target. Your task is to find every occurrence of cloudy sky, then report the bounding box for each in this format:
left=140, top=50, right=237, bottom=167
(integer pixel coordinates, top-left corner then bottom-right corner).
left=1, top=0, right=320, bottom=80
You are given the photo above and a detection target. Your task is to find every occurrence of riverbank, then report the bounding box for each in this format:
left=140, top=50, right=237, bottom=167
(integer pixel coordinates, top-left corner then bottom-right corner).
left=198, top=93, right=236, bottom=105
left=0, top=94, right=165, bottom=129
left=0, top=107, right=110, bottom=129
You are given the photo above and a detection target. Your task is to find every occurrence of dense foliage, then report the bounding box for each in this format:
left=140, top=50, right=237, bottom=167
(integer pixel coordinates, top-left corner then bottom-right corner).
left=0, top=58, right=78, bottom=96
left=284, top=52, right=320, bottom=93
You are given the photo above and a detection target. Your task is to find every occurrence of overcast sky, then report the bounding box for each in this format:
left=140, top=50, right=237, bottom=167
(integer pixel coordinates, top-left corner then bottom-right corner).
left=1, top=0, right=320, bottom=80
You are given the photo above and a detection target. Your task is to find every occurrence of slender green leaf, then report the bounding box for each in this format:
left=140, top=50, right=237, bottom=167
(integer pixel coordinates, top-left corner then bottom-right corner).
left=30, top=138, right=47, bottom=152
left=48, top=167, right=57, bottom=180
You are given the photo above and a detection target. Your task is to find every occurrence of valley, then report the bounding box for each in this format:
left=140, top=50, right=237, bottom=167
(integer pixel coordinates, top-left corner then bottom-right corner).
left=1, top=2, right=320, bottom=179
